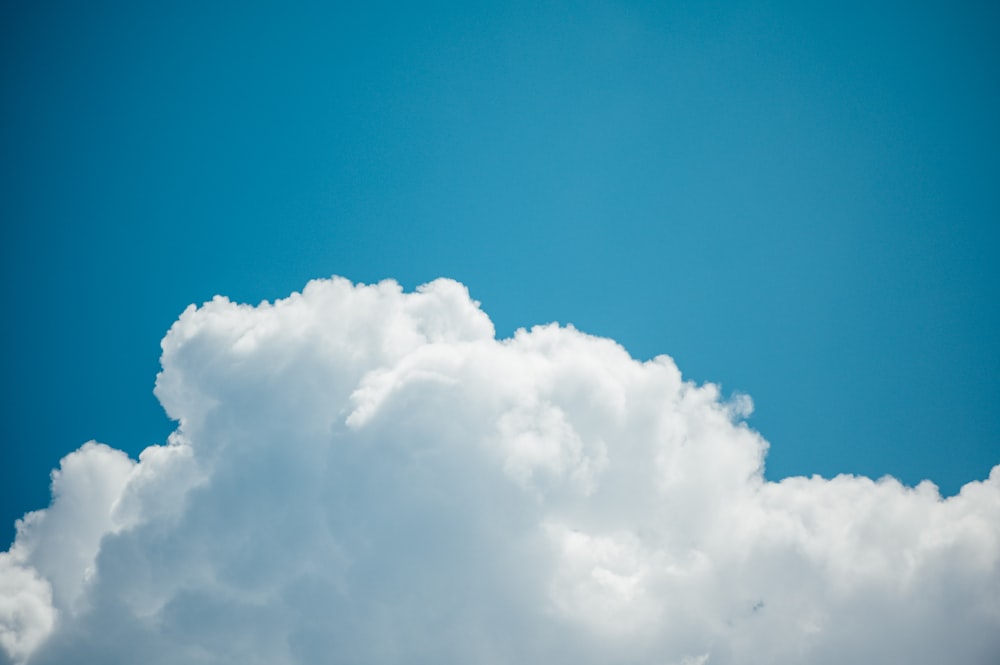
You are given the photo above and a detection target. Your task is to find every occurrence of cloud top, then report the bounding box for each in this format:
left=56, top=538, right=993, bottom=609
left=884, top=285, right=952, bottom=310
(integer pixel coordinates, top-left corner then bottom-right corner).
left=2, top=276, right=998, bottom=664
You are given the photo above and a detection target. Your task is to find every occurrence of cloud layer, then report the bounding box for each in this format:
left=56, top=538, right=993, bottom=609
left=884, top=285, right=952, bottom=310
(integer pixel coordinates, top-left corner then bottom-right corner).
left=2, top=277, right=998, bottom=664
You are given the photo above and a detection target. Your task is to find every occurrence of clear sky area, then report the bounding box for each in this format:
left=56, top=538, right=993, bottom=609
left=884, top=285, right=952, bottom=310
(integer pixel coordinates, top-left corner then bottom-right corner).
left=1, top=0, right=998, bottom=551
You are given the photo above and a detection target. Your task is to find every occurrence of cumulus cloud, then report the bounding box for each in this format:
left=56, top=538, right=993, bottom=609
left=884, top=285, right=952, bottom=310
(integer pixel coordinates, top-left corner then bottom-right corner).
left=1, top=276, right=998, bottom=664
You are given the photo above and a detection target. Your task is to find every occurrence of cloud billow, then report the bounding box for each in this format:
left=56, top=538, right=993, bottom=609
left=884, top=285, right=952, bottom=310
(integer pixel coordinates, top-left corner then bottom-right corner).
left=1, top=277, right=998, bottom=664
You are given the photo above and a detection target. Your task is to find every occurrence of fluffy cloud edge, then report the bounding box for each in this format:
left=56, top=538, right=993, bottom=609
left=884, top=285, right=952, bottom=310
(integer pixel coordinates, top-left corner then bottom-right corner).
left=2, top=276, right=998, bottom=665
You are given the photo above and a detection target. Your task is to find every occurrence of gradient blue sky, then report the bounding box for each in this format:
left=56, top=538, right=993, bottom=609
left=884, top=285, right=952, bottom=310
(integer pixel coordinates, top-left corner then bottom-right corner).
left=1, top=0, right=998, bottom=546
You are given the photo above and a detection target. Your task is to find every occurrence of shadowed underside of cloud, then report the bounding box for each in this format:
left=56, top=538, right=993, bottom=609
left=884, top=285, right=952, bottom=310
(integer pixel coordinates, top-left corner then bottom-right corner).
left=1, top=277, right=998, bottom=664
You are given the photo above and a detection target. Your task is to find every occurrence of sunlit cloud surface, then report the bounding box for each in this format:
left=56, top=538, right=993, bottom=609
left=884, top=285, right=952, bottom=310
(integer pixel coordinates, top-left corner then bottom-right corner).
left=2, top=277, right=998, bottom=664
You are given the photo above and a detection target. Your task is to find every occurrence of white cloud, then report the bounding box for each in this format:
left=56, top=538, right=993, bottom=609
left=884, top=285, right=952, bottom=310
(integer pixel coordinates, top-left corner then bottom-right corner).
left=0, top=443, right=133, bottom=664
left=2, top=276, right=998, bottom=664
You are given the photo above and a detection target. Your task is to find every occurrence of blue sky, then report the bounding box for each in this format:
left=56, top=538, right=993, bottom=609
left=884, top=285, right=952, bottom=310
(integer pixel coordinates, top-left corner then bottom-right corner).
left=1, top=0, right=998, bottom=549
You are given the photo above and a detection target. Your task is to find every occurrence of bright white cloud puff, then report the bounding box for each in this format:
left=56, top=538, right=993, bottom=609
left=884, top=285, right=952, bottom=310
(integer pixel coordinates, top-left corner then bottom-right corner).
left=2, top=277, right=998, bottom=664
